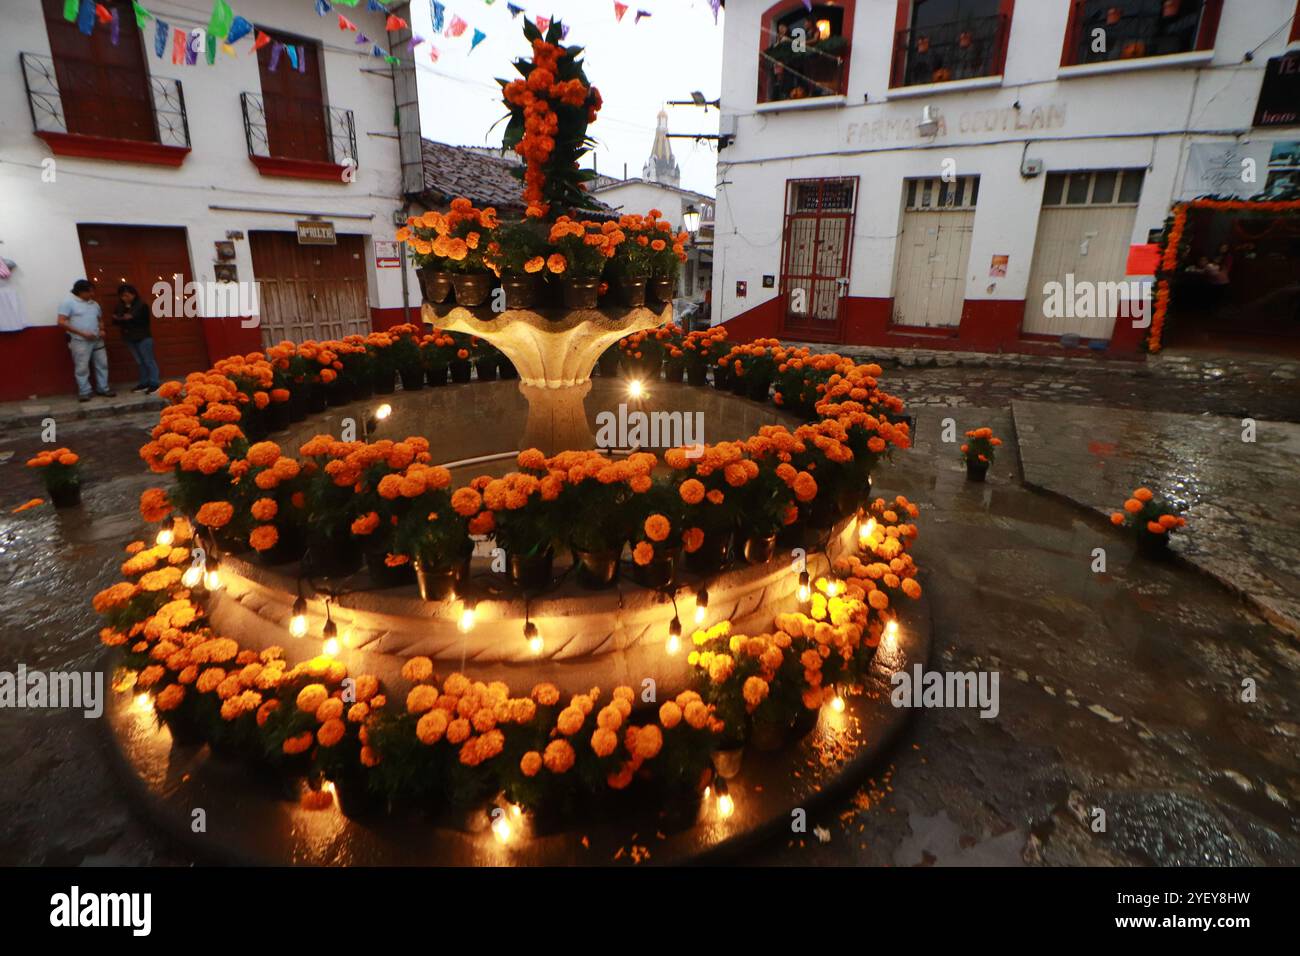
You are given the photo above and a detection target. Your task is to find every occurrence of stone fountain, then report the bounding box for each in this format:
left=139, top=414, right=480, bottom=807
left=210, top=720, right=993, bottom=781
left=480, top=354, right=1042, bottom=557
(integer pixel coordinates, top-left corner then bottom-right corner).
left=421, top=302, right=670, bottom=455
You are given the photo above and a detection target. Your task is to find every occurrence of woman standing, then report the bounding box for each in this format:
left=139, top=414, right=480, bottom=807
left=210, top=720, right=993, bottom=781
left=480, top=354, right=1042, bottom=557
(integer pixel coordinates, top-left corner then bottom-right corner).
left=112, top=284, right=160, bottom=393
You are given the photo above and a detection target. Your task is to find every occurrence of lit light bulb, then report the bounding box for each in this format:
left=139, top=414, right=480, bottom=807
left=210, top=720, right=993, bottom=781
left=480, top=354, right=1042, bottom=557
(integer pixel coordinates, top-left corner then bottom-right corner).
left=717, top=793, right=735, bottom=819
left=830, top=693, right=846, bottom=713
left=323, top=637, right=340, bottom=656
left=627, top=379, right=644, bottom=399
left=373, top=403, right=392, bottom=421
left=155, top=520, right=174, bottom=547
left=666, top=633, right=681, bottom=655
left=524, top=621, right=542, bottom=655
left=133, top=692, right=153, bottom=713
left=883, top=618, right=899, bottom=650
left=459, top=600, right=477, bottom=633
left=203, top=567, right=223, bottom=592
left=492, top=814, right=512, bottom=843
left=181, top=564, right=203, bottom=589
left=694, top=587, right=708, bottom=625
left=797, top=570, right=810, bottom=603
left=289, top=595, right=308, bottom=638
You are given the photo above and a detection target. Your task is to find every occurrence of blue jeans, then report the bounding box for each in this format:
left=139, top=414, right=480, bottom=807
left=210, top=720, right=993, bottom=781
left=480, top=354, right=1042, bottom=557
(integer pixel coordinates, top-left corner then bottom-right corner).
left=68, top=336, right=110, bottom=397
left=125, top=337, right=160, bottom=388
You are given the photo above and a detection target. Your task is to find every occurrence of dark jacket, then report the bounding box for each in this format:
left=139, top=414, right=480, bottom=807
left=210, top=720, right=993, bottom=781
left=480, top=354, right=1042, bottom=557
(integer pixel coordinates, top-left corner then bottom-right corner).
left=113, top=299, right=151, bottom=343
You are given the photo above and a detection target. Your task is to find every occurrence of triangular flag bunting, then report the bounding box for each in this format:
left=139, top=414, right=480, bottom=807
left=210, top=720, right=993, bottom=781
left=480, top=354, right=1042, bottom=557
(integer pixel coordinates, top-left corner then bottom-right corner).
left=154, top=18, right=167, bottom=56
left=339, top=14, right=357, bottom=30
left=709, top=0, right=721, bottom=23
left=560, top=24, right=569, bottom=39
left=172, top=28, right=186, bottom=63
left=431, top=2, right=445, bottom=32
left=131, top=1, right=151, bottom=29
left=335, top=0, right=359, bottom=5
left=428, top=44, right=439, bottom=62
left=385, top=14, right=407, bottom=31
left=207, top=0, right=233, bottom=43
left=315, top=0, right=331, bottom=15
left=186, top=29, right=202, bottom=65
left=221, top=41, right=236, bottom=57
left=63, top=0, right=79, bottom=23
left=205, top=33, right=217, bottom=65
left=110, top=8, right=121, bottom=44
left=253, top=29, right=272, bottom=50
left=356, top=32, right=371, bottom=45
left=76, top=0, right=95, bottom=35
left=507, top=3, right=524, bottom=17
left=535, top=16, right=549, bottom=33
left=470, top=28, right=486, bottom=52
left=268, top=41, right=283, bottom=71
left=371, top=44, right=385, bottom=57
left=285, top=44, right=299, bottom=70
left=446, top=14, right=467, bottom=37
left=368, top=1, right=388, bottom=12
left=408, top=33, right=425, bottom=49
left=227, top=15, right=252, bottom=44
left=635, top=10, right=651, bottom=23
left=94, top=3, right=113, bottom=25
left=298, top=45, right=307, bottom=72
left=384, top=55, right=400, bottom=64
left=614, top=2, right=627, bottom=22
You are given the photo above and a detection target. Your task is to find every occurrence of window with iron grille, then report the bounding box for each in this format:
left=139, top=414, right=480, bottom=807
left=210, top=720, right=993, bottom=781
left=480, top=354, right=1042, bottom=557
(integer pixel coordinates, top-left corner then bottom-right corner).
left=759, top=1, right=856, bottom=104
left=1063, top=0, right=1220, bottom=66
left=905, top=176, right=980, bottom=210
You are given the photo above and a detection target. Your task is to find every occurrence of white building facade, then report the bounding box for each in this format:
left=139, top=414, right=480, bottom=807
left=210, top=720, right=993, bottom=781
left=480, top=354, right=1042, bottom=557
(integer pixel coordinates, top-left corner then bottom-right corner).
left=0, top=0, right=422, bottom=401
left=713, top=0, right=1300, bottom=356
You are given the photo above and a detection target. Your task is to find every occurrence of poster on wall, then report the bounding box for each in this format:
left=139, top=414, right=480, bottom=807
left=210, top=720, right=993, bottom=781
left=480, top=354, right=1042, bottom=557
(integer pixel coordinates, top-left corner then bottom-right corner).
left=1181, top=141, right=1300, bottom=200
left=1254, top=53, right=1300, bottom=129
left=374, top=240, right=400, bottom=269
left=988, top=254, right=1009, bottom=278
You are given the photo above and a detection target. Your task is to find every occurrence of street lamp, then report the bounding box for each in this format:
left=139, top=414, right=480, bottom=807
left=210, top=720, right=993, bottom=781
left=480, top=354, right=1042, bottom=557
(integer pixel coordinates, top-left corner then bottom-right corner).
left=683, top=204, right=701, bottom=234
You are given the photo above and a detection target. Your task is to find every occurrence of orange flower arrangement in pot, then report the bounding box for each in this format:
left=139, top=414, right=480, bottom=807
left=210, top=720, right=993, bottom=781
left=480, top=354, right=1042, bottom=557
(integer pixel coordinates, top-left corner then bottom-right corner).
left=959, top=426, right=1001, bottom=482
left=1110, top=486, right=1187, bottom=560
left=25, top=446, right=82, bottom=509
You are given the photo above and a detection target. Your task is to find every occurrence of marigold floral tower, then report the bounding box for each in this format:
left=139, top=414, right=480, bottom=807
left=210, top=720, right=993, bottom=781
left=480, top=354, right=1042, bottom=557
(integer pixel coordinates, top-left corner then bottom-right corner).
left=410, top=18, right=679, bottom=454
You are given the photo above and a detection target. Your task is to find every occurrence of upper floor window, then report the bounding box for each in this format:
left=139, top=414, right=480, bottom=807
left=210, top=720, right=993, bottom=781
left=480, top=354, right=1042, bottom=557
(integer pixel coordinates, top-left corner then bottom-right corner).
left=758, top=1, right=856, bottom=104
left=1062, top=0, right=1222, bottom=67
left=892, top=0, right=1012, bottom=88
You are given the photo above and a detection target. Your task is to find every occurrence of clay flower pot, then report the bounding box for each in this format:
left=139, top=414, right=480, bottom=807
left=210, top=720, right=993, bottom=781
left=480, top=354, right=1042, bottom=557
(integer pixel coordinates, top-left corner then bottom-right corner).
left=573, top=545, right=622, bottom=589
left=501, top=273, right=541, bottom=310
left=684, top=529, right=732, bottom=574
left=741, top=532, right=778, bottom=565
left=449, top=359, right=472, bottom=383
left=267, top=400, right=292, bottom=432
left=614, top=276, right=647, bottom=307
left=452, top=272, right=494, bottom=307
left=367, top=550, right=415, bottom=589
left=647, top=276, right=675, bottom=304
left=414, top=554, right=469, bottom=600
left=399, top=365, right=424, bottom=391
left=49, top=483, right=82, bottom=509
left=373, top=369, right=396, bottom=394
left=509, top=549, right=554, bottom=591
left=474, top=360, right=498, bottom=382
left=966, top=458, right=989, bottom=482
left=417, top=267, right=452, bottom=304
left=631, top=546, right=680, bottom=589
left=426, top=364, right=449, bottom=387
left=562, top=276, right=601, bottom=309
left=1136, top=530, right=1171, bottom=561
left=686, top=363, right=709, bottom=386
left=332, top=773, right=381, bottom=820
left=254, top=524, right=307, bottom=566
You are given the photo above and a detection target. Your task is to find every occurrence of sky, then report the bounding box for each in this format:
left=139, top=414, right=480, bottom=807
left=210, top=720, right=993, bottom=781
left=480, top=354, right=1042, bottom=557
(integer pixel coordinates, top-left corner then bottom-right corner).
left=410, top=0, right=724, bottom=196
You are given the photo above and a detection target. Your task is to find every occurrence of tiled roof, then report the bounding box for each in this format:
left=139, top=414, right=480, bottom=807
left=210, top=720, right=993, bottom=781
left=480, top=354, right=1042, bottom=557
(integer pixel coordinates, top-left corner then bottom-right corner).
left=418, top=139, right=611, bottom=214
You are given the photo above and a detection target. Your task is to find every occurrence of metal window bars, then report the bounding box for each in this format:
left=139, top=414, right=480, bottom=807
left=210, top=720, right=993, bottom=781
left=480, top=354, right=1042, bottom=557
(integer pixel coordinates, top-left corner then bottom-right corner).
left=240, top=91, right=358, bottom=168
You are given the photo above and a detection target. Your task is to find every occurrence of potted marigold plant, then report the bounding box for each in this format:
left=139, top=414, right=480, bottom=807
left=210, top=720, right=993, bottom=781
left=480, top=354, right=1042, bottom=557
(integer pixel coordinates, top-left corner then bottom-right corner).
left=239, top=440, right=309, bottom=566
left=387, top=325, right=425, bottom=392
left=421, top=329, right=456, bottom=386
left=657, top=323, right=686, bottom=382
left=298, top=434, right=366, bottom=577
left=365, top=331, right=398, bottom=394
left=547, top=217, right=619, bottom=308
left=646, top=211, right=688, bottom=305
left=627, top=484, right=685, bottom=589
left=478, top=461, right=563, bottom=589
left=399, top=211, right=452, bottom=305
left=682, top=326, right=727, bottom=387
left=1111, top=486, right=1187, bottom=560
left=731, top=449, right=796, bottom=564
left=665, top=442, right=746, bottom=573
left=959, top=426, right=1001, bottom=481
left=26, top=446, right=82, bottom=508
left=619, top=328, right=663, bottom=381
left=486, top=218, right=549, bottom=309
left=365, top=459, right=468, bottom=597
left=549, top=450, right=652, bottom=589
left=606, top=214, right=655, bottom=307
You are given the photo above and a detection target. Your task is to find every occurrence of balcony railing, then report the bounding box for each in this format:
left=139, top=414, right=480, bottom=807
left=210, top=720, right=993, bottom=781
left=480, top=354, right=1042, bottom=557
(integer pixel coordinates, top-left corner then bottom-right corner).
left=759, top=35, right=848, bottom=103
left=892, top=14, right=1010, bottom=87
left=1065, top=0, right=1206, bottom=66
left=240, top=92, right=357, bottom=168
left=19, top=50, right=189, bottom=147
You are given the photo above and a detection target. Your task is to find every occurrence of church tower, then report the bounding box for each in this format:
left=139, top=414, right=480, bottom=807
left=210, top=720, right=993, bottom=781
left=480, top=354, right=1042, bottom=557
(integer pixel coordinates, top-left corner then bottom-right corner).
left=642, top=108, right=680, bottom=187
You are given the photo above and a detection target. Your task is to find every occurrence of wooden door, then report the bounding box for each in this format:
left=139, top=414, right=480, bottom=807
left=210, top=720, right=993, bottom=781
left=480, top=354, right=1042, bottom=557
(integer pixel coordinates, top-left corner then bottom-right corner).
left=77, top=225, right=208, bottom=383
left=893, top=177, right=978, bottom=328
left=256, top=30, right=329, bottom=162
left=42, top=0, right=156, bottom=142
left=249, top=232, right=370, bottom=345
left=1022, top=170, right=1144, bottom=337
left=779, top=178, right=857, bottom=338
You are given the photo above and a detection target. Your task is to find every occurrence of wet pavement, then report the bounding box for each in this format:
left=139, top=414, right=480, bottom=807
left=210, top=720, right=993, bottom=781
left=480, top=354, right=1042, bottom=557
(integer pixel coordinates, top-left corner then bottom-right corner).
left=1, top=362, right=1298, bottom=866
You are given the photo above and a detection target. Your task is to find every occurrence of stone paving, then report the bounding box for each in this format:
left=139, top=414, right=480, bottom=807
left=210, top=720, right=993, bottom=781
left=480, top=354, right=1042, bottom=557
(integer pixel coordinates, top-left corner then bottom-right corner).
left=1013, top=401, right=1300, bottom=640
left=0, top=389, right=164, bottom=434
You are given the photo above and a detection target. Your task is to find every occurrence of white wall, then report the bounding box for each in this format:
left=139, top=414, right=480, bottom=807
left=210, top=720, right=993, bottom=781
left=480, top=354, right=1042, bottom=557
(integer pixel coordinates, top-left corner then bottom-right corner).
left=0, top=0, right=419, bottom=333
left=713, top=0, right=1300, bottom=325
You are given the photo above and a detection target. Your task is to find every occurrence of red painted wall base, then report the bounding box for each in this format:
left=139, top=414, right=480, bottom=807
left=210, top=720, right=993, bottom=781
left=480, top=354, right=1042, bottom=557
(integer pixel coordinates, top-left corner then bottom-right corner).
left=719, top=295, right=1146, bottom=361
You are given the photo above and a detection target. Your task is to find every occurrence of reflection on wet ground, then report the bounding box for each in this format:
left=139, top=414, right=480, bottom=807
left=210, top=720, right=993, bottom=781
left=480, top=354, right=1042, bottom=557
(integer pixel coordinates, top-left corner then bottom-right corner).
left=0, top=365, right=1297, bottom=865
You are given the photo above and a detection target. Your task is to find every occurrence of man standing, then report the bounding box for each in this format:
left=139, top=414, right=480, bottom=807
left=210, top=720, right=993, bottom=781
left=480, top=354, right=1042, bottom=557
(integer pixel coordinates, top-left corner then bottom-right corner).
left=57, top=279, right=116, bottom=402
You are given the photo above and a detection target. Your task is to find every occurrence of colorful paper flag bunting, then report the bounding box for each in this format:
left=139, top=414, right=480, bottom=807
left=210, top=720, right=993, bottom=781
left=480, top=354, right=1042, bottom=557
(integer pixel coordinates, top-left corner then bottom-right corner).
left=614, top=2, right=627, bottom=22
left=186, top=29, right=202, bottom=65
left=63, top=0, right=78, bottom=22
left=172, top=28, right=186, bottom=64
left=367, top=1, right=388, bottom=12
left=802, top=0, right=813, bottom=9
left=470, top=28, right=486, bottom=51
left=431, top=1, right=445, bottom=32
left=110, top=8, right=120, bottom=44
left=356, top=32, right=371, bottom=44
left=154, top=18, right=167, bottom=56
left=560, top=24, right=569, bottom=39
left=446, top=14, right=467, bottom=37
left=221, top=41, right=236, bottom=57
left=384, top=54, right=400, bottom=64
left=207, top=0, right=232, bottom=42
left=408, top=33, right=425, bottom=49
left=77, top=0, right=95, bottom=35
left=371, top=44, right=384, bottom=57
left=269, top=41, right=283, bottom=71
left=131, top=0, right=151, bottom=28
left=339, top=14, right=357, bottom=30
left=227, top=15, right=253, bottom=44
left=709, top=0, right=722, bottom=23
left=298, top=45, right=307, bottom=72
left=635, top=10, right=651, bottom=23
left=535, top=16, right=549, bottom=33
left=253, top=30, right=271, bottom=50
left=507, top=3, right=524, bottom=17
left=428, top=44, right=439, bottom=62
left=315, top=0, right=331, bottom=15
left=385, top=14, right=407, bottom=31
left=285, top=44, right=299, bottom=70
left=334, top=0, right=360, bottom=5
left=94, top=3, right=113, bottom=25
